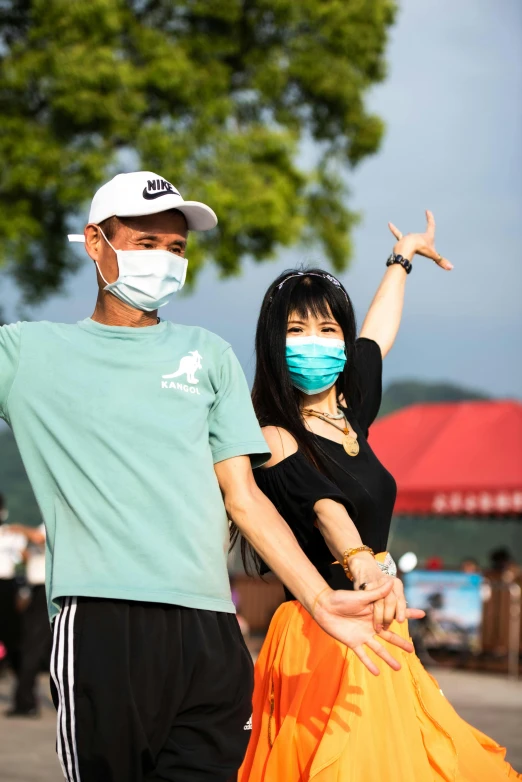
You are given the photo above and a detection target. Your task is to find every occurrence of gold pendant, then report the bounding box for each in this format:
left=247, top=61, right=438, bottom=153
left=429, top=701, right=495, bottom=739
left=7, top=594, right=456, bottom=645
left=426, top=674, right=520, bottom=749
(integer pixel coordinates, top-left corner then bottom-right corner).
left=343, top=434, right=359, bottom=457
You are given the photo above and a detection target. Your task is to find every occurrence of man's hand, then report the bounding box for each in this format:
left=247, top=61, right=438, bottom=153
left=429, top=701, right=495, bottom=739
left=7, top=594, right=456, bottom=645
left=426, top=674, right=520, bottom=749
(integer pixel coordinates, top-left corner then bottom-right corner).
left=313, top=583, right=425, bottom=676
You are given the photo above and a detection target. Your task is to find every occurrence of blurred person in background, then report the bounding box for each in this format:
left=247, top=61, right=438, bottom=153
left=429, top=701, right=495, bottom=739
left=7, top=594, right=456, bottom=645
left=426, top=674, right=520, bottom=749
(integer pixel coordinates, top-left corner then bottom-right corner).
left=5, top=523, right=51, bottom=718
left=0, top=493, right=25, bottom=677
left=0, top=171, right=418, bottom=782
left=487, top=546, right=520, bottom=581
left=461, top=557, right=481, bottom=574
left=237, top=215, right=521, bottom=781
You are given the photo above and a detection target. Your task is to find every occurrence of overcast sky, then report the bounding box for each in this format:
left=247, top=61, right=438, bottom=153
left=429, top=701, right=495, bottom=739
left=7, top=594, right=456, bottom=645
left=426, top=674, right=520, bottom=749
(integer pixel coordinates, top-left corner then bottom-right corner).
left=3, top=0, right=521, bottom=397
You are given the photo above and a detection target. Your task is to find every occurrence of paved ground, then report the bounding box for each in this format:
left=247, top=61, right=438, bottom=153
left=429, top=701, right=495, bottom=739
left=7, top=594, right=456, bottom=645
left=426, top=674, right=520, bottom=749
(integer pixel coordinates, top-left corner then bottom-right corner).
left=0, top=668, right=520, bottom=780
left=0, top=674, right=60, bottom=782
left=434, top=668, right=522, bottom=769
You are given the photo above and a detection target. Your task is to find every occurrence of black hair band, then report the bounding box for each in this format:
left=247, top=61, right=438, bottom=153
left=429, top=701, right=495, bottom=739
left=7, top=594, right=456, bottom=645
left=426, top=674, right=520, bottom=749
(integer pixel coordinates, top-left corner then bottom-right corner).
left=269, top=271, right=348, bottom=303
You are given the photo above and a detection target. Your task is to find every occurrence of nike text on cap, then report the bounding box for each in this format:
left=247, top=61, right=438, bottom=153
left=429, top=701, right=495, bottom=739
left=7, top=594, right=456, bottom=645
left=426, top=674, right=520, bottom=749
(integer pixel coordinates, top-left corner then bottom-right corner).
left=68, top=171, right=217, bottom=243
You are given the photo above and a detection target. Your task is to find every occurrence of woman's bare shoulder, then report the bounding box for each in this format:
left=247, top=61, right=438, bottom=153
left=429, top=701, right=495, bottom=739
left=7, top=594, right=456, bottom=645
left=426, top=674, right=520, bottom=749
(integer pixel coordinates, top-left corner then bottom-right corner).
left=261, top=426, right=298, bottom=468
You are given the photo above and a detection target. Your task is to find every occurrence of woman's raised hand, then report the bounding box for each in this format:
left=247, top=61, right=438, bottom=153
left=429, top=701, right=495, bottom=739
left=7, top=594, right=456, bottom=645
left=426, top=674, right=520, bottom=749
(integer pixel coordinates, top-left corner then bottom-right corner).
left=388, top=210, right=453, bottom=271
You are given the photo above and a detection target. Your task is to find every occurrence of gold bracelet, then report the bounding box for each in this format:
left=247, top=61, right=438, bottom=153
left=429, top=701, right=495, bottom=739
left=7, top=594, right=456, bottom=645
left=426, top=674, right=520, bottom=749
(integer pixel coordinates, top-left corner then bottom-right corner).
left=311, top=586, right=331, bottom=619
left=333, top=546, right=375, bottom=581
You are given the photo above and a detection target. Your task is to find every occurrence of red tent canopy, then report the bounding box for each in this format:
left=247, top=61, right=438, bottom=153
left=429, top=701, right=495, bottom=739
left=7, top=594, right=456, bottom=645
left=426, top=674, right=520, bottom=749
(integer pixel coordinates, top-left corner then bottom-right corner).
left=369, top=400, right=522, bottom=516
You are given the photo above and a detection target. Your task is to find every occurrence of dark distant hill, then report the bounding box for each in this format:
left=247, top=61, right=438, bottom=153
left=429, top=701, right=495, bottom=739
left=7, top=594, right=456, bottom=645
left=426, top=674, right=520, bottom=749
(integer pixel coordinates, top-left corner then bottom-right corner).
left=0, top=379, right=492, bottom=525
left=379, top=379, right=490, bottom=418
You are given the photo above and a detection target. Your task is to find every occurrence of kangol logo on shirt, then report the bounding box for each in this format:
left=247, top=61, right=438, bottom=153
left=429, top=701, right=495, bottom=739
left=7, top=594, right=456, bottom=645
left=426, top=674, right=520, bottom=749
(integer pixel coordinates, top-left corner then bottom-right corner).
left=161, top=351, right=202, bottom=394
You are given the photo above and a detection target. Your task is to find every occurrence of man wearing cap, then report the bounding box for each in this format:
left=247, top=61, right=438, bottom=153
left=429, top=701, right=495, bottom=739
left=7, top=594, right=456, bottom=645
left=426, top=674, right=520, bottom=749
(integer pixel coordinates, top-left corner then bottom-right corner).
left=0, top=172, right=414, bottom=781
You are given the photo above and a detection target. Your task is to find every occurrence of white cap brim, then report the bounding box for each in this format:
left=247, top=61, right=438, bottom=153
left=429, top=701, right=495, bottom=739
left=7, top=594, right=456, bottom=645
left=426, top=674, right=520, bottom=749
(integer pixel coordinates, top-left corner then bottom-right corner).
left=89, top=191, right=217, bottom=232
left=96, top=199, right=217, bottom=231
left=166, top=201, right=217, bottom=231
left=67, top=200, right=217, bottom=243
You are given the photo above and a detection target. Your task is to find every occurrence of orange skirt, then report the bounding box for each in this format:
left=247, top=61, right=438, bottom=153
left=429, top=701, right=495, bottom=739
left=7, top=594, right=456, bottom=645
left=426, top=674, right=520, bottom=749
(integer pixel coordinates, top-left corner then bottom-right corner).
left=239, top=600, right=520, bottom=782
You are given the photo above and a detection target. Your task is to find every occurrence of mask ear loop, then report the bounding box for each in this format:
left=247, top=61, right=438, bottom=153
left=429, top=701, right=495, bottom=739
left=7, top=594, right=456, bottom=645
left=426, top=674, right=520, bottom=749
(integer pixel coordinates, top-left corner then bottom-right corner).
left=96, top=226, right=119, bottom=287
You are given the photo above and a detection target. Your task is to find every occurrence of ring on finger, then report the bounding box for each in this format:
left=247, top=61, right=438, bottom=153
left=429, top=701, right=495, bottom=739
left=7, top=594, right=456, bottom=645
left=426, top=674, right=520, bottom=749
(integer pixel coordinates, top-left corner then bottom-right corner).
left=358, top=582, right=368, bottom=591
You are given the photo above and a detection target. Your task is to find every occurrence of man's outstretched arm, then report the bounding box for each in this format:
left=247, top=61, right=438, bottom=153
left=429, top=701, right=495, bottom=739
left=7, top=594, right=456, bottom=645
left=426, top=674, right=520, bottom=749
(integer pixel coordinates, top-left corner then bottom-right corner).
left=215, top=456, right=423, bottom=676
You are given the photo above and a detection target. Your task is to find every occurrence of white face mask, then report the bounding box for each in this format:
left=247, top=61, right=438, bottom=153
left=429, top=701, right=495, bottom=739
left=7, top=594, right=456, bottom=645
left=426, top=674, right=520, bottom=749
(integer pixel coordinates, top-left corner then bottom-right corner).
left=97, top=228, right=188, bottom=312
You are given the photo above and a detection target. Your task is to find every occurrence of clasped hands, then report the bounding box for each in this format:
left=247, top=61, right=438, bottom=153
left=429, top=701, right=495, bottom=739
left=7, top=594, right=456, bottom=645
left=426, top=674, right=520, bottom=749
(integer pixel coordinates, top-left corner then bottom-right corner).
left=312, top=555, right=425, bottom=676
left=349, top=551, right=418, bottom=630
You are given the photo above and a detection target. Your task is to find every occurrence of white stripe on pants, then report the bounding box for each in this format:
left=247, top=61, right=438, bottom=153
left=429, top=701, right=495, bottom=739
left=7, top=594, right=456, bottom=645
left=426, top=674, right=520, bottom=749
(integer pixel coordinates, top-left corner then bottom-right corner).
left=50, top=597, right=81, bottom=782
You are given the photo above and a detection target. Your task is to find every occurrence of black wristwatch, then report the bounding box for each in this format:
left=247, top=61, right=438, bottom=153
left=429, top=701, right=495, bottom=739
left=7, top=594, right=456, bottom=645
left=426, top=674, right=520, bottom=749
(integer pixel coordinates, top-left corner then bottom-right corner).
left=386, top=253, right=412, bottom=274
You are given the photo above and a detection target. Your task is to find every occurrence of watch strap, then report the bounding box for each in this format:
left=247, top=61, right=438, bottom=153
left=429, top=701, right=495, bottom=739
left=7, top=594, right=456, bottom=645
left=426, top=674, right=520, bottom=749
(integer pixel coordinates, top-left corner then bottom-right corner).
left=386, top=253, right=412, bottom=274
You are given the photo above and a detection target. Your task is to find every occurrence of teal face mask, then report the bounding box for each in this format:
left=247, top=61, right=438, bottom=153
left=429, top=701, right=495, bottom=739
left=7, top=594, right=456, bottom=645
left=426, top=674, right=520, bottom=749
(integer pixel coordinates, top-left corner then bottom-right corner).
left=286, top=336, right=346, bottom=395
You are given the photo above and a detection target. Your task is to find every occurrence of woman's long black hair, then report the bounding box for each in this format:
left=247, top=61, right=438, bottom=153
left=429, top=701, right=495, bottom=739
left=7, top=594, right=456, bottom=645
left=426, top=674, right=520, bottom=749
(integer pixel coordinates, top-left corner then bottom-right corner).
left=230, top=267, right=362, bottom=573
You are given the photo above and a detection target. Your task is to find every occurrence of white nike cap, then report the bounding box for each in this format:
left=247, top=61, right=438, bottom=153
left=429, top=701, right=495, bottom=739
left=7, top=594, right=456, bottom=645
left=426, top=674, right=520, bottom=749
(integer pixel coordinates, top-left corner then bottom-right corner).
left=68, top=171, right=217, bottom=243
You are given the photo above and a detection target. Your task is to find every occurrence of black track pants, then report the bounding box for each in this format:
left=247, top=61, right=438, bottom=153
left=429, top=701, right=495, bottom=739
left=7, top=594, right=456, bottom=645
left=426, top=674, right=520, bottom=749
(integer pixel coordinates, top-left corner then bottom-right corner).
left=50, top=597, right=254, bottom=782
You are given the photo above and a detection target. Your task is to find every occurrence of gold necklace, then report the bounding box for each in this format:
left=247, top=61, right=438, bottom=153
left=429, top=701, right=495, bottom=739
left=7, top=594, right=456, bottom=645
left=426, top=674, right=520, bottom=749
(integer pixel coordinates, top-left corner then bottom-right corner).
left=302, top=406, right=345, bottom=420
left=303, top=409, right=360, bottom=457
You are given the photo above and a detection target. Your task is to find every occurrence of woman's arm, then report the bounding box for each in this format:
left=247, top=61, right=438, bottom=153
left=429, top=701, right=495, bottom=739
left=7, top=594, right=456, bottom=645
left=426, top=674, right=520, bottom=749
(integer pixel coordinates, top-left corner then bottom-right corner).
left=314, top=498, right=413, bottom=632
left=359, top=210, right=452, bottom=358
left=358, top=264, right=408, bottom=358
left=215, top=454, right=419, bottom=675
left=315, top=497, right=373, bottom=570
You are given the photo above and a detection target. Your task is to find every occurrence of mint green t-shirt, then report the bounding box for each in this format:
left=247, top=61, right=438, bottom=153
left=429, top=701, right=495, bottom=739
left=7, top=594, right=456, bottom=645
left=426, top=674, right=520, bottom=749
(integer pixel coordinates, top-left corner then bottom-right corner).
left=0, top=319, right=270, bottom=620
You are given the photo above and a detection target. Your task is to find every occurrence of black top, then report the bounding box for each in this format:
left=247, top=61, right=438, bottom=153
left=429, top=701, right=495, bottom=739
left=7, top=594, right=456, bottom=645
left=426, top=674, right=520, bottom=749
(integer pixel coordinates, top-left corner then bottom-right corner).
left=254, top=338, right=397, bottom=599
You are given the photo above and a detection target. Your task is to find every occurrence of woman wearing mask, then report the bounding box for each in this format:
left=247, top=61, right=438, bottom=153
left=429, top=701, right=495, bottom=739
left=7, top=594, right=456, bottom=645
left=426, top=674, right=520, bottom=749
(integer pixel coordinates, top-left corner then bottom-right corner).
left=237, top=213, right=520, bottom=781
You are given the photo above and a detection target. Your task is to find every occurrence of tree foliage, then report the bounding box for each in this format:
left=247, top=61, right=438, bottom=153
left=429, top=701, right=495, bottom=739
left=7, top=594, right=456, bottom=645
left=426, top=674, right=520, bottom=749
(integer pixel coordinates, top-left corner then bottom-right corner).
left=0, top=0, right=396, bottom=303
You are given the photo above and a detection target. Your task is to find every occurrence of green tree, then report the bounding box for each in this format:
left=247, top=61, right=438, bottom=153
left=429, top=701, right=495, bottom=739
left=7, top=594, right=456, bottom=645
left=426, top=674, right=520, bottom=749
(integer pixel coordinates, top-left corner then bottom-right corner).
left=0, top=0, right=395, bottom=304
